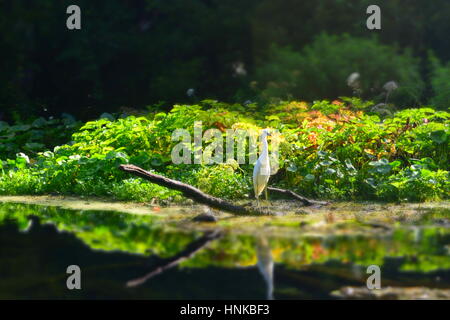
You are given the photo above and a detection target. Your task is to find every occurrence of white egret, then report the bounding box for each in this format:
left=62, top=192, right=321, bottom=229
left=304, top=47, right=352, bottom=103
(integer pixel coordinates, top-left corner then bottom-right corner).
left=253, top=129, right=271, bottom=204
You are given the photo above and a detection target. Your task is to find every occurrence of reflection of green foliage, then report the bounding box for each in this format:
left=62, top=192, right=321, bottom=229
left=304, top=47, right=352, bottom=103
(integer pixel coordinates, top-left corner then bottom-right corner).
left=182, top=235, right=258, bottom=268
left=185, top=228, right=450, bottom=273
left=0, top=203, right=198, bottom=257
left=1, top=202, right=449, bottom=273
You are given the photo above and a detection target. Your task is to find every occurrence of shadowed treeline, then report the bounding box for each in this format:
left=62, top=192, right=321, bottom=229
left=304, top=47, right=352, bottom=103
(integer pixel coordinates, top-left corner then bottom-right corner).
left=1, top=0, right=449, bottom=121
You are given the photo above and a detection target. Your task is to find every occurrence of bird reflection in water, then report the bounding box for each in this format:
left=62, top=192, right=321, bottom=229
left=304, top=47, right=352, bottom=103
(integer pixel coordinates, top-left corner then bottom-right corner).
left=256, top=236, right=275, bottom=300
left=125, top=229, right=275, bottom=300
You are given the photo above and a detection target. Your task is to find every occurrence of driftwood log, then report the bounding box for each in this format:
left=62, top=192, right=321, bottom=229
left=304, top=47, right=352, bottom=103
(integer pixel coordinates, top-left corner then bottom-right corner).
left=267, top=187, right=328, bottom=206
left=119, top=164, right=327, bottom=216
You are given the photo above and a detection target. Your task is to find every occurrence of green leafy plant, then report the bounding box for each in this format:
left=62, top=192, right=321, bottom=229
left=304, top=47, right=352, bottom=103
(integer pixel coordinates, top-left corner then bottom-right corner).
left=0, top=100, right=448, bottom=202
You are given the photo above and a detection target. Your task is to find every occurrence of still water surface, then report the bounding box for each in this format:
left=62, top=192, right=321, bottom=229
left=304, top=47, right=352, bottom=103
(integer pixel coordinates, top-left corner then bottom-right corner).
left=1, top=202, right=449, bottom=299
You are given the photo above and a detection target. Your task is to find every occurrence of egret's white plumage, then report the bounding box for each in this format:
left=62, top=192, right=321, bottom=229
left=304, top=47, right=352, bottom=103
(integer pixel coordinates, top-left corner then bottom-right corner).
left=253, top=129, right=271, bottom=200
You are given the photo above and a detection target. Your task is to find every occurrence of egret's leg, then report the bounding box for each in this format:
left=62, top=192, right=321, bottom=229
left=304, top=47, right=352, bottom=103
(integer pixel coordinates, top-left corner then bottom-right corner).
left=264, top=187, right=269, bottom=201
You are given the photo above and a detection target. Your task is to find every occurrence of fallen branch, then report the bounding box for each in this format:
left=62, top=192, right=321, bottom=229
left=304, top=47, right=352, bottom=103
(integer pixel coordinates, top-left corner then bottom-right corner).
left=119, top=164, right=327, bottom=215
left=267, top=187, right=329, bottom=206
left=119, top=164, right=271, bottom=215
left=126, top=229, right=222, bottom=287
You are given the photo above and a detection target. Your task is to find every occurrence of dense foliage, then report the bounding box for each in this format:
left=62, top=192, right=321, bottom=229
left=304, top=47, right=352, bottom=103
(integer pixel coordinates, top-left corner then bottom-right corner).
left=429, top=54, right=450, bottom=110
left=0, top=114, right=81, bottom=160
left=0, top=99, right=448, bottom=202
left=253, top=34, right=424, bottom=106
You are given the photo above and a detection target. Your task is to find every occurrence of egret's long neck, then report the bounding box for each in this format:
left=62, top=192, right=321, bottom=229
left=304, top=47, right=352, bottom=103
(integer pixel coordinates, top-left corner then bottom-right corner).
left=261, top=135, right=269, bottom=156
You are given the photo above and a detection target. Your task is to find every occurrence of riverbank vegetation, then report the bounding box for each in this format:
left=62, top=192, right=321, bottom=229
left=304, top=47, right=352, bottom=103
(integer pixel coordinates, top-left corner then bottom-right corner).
left=1, top=99, right=448, bottom=203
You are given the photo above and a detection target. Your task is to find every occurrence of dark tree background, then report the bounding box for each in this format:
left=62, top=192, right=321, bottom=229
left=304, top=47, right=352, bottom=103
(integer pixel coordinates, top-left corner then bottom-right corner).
left=0, top=0, right=449, bottom=121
